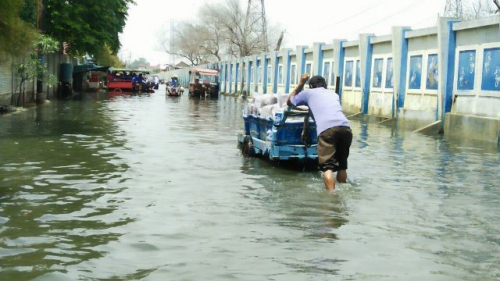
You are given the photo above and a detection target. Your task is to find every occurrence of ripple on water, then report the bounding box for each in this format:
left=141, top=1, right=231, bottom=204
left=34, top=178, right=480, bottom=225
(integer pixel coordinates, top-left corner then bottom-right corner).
left=0, top=91, right=498, bottom=280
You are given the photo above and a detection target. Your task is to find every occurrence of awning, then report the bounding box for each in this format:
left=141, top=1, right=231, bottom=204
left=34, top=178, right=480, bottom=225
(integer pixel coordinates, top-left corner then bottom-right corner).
left=191, top=68, right=219, bottom=76
left=73, top=64, right=109, bottom=73
left=109, top=67, right=150, bottom=74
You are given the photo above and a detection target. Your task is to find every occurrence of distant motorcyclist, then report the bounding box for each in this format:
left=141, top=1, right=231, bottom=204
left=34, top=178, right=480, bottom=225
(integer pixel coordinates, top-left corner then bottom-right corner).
left=170, top=77, right=178, bottom=87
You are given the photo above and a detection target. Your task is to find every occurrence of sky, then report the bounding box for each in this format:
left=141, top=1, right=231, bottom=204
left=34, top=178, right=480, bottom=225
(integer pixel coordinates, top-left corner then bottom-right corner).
left=119, top=0, right=448, bottom=66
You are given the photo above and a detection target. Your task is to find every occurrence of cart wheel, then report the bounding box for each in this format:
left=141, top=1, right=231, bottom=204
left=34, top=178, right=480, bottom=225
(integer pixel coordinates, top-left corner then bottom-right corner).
left=113, top=88, right=122, bottom=93
left=242, top=135, right=255, bottom=157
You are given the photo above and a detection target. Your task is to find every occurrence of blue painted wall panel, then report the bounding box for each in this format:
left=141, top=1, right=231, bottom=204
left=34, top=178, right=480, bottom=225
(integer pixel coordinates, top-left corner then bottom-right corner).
left=481, top=47, right=500, bottom=91
left=457, top=50, right=476, bottom=90
left=426, top=54, right=439, bottom=90
left=409, top=55, right=423, bottom=90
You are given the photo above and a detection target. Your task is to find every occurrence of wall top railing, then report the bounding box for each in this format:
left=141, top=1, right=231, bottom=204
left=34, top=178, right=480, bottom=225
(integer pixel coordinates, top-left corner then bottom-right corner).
left=321, top=44, right=334, bottom=51
left=344, top=40, right=360, bottom=48
left=406, top=26, right=438, bottom=39
left=370, top=34, right=392, bottom=44
left=453, top=15, right=500, bottom=31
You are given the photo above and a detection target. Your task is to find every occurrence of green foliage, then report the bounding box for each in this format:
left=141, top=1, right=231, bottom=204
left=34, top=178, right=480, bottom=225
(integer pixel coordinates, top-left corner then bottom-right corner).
left=0, top=0, right=39, bottom=57
left=93, top=45, right=125, bottom=67
left=19, top=0, right=38, bottom=28
left=37, top=34, right=60, bottom=54
left=44, top=0, right=135, bottom=57
left=16, top=35, right=59, bottom=80
left=129, top=57, right=150, bottom=69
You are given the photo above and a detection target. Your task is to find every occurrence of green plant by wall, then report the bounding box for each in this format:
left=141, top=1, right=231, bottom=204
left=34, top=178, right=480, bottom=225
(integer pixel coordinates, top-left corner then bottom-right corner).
left=14, top=35, right=59, bottom=106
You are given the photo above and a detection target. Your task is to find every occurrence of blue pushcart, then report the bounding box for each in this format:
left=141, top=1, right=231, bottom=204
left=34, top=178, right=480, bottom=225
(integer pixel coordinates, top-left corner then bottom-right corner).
left=238, top=108, right=318, bottom=161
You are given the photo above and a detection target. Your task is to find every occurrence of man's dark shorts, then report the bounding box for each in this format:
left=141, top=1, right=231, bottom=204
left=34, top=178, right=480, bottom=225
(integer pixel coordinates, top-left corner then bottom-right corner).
left=317, top=126, right=353, bottom=172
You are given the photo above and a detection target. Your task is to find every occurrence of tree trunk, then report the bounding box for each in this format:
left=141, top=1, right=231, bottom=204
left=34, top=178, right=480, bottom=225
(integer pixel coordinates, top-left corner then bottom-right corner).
left=17, top=81, right=24, bottom=106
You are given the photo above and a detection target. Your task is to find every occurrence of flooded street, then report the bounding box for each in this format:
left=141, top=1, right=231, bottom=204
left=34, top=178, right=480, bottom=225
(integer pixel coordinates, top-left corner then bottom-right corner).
left=0, top=86, right=499, bottom=280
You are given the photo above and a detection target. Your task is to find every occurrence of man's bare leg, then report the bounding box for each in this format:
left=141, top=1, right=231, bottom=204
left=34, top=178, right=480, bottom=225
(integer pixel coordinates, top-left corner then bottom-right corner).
left=337, top=169, right=347, bottom=183
left=323, top=170, right=336, bottom=190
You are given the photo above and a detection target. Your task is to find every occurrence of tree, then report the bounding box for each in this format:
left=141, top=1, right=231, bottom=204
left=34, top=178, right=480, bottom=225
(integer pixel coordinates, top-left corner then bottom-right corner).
left=129, top=57, right=150, bottom=69
left=201, top=0, right=266, bottom=58
left=93, top=45, right=124, bottom=67
left=159, top=22, right=211, bottom=66
left=198, top=4, right=230, bottom=62
left=445, top=0, right=499, bottom=19
left=44, top=0, right=134, bottom=57
left=157, top=0, right=282, bottom=64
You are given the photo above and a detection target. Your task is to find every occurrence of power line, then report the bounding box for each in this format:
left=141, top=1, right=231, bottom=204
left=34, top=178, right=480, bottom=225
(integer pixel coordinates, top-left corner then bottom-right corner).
left=317, top=0, right=393, bottom=32
left=411, top=13, right=439, bottom=28
left=354, top=0, right=427, bottom=34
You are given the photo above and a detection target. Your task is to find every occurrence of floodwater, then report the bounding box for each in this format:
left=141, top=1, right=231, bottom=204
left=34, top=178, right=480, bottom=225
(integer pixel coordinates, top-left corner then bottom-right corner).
left=0, top=86, right=499, bottom=280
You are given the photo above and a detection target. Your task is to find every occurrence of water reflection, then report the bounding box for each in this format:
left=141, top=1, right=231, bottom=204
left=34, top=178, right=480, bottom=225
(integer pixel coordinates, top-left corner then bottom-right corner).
left=240, top=158, right=349, bottom=241
left=0, top=99, right=132, bottom=280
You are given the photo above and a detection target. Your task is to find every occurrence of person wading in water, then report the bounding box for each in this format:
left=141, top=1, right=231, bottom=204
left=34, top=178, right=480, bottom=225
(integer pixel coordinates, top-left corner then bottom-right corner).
left=287, top=74, right=353, bottom=190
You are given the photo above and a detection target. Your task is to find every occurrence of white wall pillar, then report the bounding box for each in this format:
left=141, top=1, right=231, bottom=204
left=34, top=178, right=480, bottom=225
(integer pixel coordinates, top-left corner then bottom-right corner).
left=296, top=46, right=307, bottom=75
left=271, top=51, right=279, bottom=94
left=282, top=48, right=292, bottom=93
left=360, top=34, right=375, bottom=114
left=333, top=39, right=346, bottom=96
left=438, top=17, right=460, bottom=122
left=392, top=26, right=412, bottom=117
left=313, top=42, right=325, bottom=76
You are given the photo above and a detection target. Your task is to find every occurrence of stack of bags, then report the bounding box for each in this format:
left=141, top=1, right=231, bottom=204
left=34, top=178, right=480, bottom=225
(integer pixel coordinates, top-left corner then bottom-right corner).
left=244, top=93, right=290, bottom=119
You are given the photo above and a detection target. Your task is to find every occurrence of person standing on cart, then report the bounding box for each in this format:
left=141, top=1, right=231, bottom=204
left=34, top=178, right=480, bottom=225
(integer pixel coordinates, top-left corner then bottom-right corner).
left=287, top=74, right=352, bottom=190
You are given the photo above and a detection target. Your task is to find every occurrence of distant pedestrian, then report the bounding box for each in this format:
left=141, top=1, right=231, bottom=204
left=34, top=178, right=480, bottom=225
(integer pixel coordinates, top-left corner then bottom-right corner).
left=287, top=74, right=352, bottom=190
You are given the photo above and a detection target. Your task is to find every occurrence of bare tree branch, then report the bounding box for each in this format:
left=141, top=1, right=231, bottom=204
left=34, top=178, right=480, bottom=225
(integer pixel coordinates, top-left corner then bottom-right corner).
left=157, top=0, right=283, bottom=65
left=446, top=0, right=498, bottom=19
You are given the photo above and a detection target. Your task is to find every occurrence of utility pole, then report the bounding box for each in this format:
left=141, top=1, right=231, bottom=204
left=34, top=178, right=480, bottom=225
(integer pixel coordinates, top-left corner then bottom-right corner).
left=169, top=20, right=176, bottom=65
left=241, top=0, right=268, bottom=95
left=244, top=0, right=269, bottom=52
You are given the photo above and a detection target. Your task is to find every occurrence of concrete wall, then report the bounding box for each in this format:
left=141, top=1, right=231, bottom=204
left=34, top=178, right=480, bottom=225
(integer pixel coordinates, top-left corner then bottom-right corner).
left=369, top=38, right=393, bottom=117
left=397, top=28, right=440, bottom=129
left=0, top=53, right=73, bottom=106
left=444, top=16, right=500, bottom=146
left=452, top=20, right=500, bottom=118
left=342, top=43, right=362, bottom=114
left=321, top=47, right=335, bottom=90
left=166, top=15, right=500, bottom=147
left=0, top=57, right=15, bottom=105
left=0, top=56, right=38, bottom=106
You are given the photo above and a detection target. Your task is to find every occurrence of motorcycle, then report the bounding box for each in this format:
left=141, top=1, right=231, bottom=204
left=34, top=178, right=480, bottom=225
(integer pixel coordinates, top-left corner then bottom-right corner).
left=167, top=85, right=182, bottom=96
